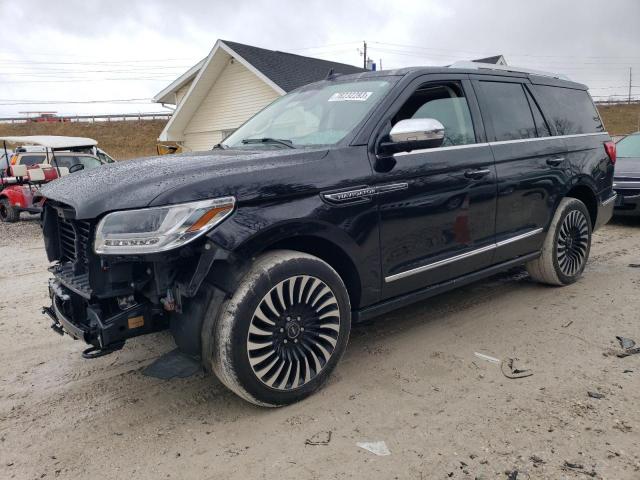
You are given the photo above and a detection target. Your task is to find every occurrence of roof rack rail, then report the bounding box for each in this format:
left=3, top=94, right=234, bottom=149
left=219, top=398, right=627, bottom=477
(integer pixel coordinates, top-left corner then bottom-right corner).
left=448, top=61, right=571, bottom=81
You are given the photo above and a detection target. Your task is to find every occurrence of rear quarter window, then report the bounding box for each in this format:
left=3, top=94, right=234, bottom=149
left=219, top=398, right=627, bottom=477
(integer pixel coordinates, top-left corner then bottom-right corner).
left=531, top=85, right=604, bottom=135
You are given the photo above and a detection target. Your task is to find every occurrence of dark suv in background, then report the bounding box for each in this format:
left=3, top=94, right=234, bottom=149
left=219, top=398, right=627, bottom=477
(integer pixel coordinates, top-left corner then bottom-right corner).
left=39, top=63, right=615, bottom=406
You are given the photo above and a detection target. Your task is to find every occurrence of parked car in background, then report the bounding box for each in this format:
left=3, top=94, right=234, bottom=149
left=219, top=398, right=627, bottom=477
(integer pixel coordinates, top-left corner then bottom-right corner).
left=613, top=132, right=640, bottom=216
left=0, top=136, right=108, bottom=222
left=39, top=63, right=614, bottom=406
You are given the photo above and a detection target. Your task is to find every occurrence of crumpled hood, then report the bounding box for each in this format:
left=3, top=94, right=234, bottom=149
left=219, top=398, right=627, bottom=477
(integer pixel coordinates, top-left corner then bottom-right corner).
left=614, top=157, right=640, bottom=178
left=40, top=148, right=328, bottom=219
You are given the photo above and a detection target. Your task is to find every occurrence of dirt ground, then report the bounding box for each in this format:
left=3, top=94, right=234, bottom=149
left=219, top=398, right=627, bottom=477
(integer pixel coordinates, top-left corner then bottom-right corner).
left=1, top=217, right=639, bottom=480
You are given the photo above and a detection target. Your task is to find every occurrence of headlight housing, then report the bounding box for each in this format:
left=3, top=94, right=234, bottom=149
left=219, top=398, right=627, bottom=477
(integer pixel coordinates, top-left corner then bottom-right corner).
left=94, top=197, right=235, bottom=255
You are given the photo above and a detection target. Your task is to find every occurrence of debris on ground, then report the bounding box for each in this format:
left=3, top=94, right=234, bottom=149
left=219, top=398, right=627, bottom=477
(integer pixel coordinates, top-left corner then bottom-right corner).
left=305, top=431, right=332, bottom=446
left=561, top=320, right=573, bottom=328
left=356, top=441, right=391, bottom=456
left=587, top=391, right=605, bottom=399
left=501, top=358, right=533, bottom=379
left=616, top=336, right=636, bottom=350
left=505, top=469, right=529, bottom=479
left=474, top=352, right=500, bottom=364
left=562, top=460, right=598, bottom=477
left=615, top=336, right=640, bottom=357
left=627, top=263, right=640, bottom=268
left=529, top=455, right=545, bottom=465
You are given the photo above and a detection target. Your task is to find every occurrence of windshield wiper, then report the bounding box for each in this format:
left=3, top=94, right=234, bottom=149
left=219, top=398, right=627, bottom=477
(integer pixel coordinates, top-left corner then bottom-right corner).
left=241, top=138, right=295, bottom=149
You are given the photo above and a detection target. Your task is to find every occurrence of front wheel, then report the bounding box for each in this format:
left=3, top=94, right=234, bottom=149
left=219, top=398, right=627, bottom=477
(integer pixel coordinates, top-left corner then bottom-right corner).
left=526, top=197, right=592, bottom=286
left=0, top=198, right=19, bottom=223
left=205, top=250, right=351, bottom=407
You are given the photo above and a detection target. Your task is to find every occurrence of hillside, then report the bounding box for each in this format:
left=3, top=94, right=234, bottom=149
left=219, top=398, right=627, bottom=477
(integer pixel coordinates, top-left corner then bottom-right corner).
left=597, top=103, right=640, bottom=136
left=0, top=103, right=638, bottom=160
left=0, top=120, right=168, bottom=160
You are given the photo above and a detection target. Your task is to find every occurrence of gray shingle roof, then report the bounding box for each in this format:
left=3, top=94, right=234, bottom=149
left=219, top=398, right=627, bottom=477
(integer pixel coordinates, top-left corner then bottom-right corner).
left=222, top=40, right=366, bottom=92
left=472, top=55, right=505, bottom=65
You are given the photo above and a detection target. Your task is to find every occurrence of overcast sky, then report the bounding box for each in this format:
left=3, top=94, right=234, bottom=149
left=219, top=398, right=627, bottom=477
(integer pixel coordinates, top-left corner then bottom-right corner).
left=1, top=0, right=639, bottom=117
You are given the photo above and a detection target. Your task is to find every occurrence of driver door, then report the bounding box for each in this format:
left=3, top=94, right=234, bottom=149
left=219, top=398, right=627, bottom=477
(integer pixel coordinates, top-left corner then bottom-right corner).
left=370, top=75, right=498, bottom=299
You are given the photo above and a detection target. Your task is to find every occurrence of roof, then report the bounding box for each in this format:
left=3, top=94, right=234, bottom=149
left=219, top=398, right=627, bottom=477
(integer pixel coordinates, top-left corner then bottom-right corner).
left=153, top=59, right=206, bottom=104
left=154, top=40, right=364, bottom=105
left=220, top=40, right=365, bottom=93
left=472, top=55, right=506, bottom=65
left=0, top=135, right=97, bottom=149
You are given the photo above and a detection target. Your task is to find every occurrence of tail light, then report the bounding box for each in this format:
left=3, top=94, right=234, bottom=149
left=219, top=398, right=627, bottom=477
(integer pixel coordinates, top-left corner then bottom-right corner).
left=604, top=141, right=616, bottom=165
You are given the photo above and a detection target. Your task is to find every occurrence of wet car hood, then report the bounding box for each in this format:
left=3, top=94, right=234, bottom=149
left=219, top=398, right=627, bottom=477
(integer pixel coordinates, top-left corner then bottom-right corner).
left=40, top=148, right=328, bottom=219
left=614, top=157, right=640, bottom=178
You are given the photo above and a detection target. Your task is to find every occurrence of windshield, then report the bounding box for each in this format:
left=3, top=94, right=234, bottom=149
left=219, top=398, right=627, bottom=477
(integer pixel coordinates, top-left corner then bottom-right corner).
left=53, top=155, right=103, bottom=170
left=617, top=134, right=640, bottom=158
left=223, top=79, right=394, bottom=149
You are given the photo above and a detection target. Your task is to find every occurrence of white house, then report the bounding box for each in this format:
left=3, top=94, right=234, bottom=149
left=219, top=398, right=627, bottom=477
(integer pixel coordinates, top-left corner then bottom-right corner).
left=154, top=40, right=364, bottom=152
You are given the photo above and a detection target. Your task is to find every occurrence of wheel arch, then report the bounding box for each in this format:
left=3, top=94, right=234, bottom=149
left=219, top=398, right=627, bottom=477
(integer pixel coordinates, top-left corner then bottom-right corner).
left=565, top=182, right=598, bottom=228
left=208, top=219, right=367, bottom=310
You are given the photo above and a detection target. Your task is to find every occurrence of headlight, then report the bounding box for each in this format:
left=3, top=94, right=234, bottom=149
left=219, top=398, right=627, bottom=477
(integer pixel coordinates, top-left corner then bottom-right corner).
left=94, top=197, right=235, bottom=255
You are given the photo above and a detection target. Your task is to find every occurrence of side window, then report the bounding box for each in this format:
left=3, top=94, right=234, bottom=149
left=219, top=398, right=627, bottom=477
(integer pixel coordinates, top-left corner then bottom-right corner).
left=479, top=81, right=537, bottom=141
left=392, top=82, right=476, bottom=147
left=531, top=85, right=604, bottom=135
left=524, top=87, right=550, bottom=137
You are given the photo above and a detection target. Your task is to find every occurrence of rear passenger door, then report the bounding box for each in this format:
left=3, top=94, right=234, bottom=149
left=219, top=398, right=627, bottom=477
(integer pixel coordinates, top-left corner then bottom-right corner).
left=472, top=76, right=568, bottom=263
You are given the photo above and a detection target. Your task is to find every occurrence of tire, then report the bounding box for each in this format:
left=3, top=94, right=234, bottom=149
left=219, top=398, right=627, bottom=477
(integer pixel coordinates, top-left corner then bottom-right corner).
left=205, top=250, right=351, bottom=407
left=0, top=198, right=19, bottom=223
left=526, top=197, right=592, bottom=286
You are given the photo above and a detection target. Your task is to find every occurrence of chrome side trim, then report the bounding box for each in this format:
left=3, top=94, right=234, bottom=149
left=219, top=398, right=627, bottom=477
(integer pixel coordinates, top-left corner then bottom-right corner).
left=385, top=243, right=495, bottom=282
left=601, top=194, right=617, bottom=206
left=613, top=181, right=640, bottom=189
left=392, top=132, right=609, bottom=158
left=495, top=228, right=544, bottom=248
left=385, top=228, right=544, bottom=283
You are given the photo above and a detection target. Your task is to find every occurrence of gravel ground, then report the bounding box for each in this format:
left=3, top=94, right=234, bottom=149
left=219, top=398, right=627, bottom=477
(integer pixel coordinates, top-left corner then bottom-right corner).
left=1, top=217, right=639, bottom=479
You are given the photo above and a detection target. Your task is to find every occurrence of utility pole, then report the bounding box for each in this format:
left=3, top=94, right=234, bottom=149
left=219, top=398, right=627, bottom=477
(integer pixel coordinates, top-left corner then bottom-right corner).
left=363, top=41, right=367, bottom=69
left=629, top=67, right=633, bottom=105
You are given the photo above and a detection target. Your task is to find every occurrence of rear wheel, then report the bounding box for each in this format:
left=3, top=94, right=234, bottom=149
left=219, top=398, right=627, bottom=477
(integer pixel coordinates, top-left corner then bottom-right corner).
left=0, top=198, right=19, bottom=222
left=205, top=250, right=351, bottom=407
left=526, top=197, right=592, bottom=285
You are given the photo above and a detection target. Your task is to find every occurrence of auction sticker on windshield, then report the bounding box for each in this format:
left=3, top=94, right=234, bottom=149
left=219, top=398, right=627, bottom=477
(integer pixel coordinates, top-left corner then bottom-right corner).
left=328, top=91, right=373, bottom=102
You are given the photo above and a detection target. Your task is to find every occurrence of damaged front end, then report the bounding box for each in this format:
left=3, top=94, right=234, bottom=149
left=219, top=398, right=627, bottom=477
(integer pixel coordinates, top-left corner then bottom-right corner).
left=41, top=198, right=235, bottom=356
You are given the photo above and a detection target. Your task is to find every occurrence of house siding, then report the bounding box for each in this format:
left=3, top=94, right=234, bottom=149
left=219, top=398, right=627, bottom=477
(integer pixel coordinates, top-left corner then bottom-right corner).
left=174, top=81, right=193, bottom=106
left=182, top=59, right=280, bottom=151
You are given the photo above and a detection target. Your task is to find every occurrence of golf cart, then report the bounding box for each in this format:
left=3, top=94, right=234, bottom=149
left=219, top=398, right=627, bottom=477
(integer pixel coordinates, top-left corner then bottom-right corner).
left=0, top=136, right=107, bottom=222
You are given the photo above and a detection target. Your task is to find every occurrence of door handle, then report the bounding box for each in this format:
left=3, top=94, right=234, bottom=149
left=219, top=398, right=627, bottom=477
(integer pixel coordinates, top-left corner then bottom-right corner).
left=464, top=168, right=491, bottom=180
left=546, top=157, right=565, bottom=166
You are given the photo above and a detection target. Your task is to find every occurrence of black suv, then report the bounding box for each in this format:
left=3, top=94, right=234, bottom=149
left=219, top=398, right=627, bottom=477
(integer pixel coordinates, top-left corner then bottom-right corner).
left=39, top=64, right=616, bottom=406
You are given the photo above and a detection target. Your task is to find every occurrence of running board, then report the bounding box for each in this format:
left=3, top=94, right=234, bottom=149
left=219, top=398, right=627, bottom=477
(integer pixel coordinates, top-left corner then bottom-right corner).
left=353, top=252, right=540, bottom=323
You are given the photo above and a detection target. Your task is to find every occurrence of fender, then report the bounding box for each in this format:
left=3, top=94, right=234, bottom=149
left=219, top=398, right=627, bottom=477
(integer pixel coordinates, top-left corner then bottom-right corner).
left=1, top=185, right=31, bottom=208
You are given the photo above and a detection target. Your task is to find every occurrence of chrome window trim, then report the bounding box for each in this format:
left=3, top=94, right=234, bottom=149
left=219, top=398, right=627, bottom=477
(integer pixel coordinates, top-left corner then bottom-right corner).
left=393, top=132, right=609, bottom=158
left=385, top=228, right=543, bottom=283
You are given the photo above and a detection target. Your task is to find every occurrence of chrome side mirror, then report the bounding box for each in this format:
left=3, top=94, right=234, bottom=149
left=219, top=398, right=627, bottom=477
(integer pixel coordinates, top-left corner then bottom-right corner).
left=389, top=118, right=445, bottom=145
left=378, top=118, right=446, bottom=156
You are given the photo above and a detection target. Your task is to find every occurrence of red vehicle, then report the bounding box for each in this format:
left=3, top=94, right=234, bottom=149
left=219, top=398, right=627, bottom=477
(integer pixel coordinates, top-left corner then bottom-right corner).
left=0, top=136, right=102, bottom=222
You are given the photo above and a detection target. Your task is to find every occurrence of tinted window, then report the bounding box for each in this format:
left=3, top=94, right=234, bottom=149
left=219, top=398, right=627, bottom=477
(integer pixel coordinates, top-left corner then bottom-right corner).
left=524, top=87, right=550, bottom=137
left=616, top=134, right=640, bottom=158
left=19, top=154, right=45, bottom=166
left=393, top=82, right=476, bottom=146
left=479, top=81, right=537, bottom=141
left=531, top=85, right=604, bottom=135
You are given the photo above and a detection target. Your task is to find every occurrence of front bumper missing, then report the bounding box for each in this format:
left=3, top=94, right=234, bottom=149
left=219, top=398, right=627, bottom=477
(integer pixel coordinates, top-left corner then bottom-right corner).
left=44, top=277, right=158, bottom=351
